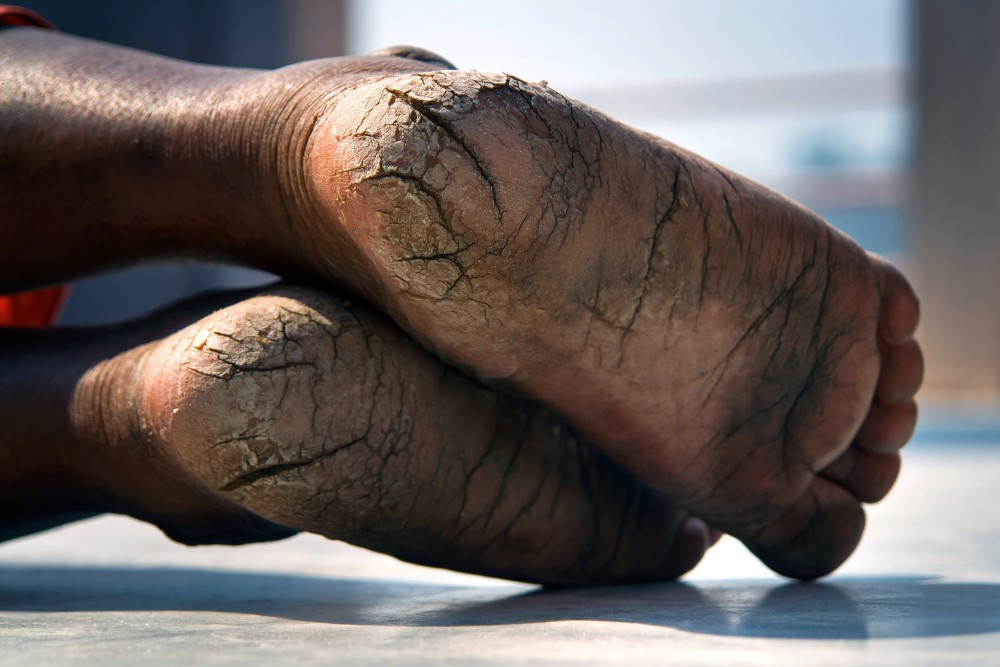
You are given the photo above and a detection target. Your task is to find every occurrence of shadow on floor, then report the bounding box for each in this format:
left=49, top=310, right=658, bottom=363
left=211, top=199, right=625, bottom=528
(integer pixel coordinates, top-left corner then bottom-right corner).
left=1, top=567, right=996, bottom=640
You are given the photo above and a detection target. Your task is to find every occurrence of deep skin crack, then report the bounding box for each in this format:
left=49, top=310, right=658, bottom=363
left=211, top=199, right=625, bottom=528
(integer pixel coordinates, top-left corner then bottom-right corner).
left=384, top=85, right=504, bottom=221
left=219, top=436, right=367, bottom=492
left=621, top=162, right=686, bottom=341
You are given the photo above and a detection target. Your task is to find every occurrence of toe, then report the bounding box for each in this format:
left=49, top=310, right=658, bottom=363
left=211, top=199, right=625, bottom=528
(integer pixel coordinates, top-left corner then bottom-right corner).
left=871, top=254, right=921, bottom=346
left=738, top=476, right=866, bottom=580
left=855, top=399, right=918, bottom=453
left=820, top=448, right=901, bottom=503
left=876, top=339, right=924, bottom=404
left=367, top=45, right=456, bottom=69
left=663, top=517, right=716, bottom=577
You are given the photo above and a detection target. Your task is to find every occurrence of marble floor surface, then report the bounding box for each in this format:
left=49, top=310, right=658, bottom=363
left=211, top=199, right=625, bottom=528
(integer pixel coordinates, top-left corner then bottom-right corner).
left=1, top=422, right=999, bottom=666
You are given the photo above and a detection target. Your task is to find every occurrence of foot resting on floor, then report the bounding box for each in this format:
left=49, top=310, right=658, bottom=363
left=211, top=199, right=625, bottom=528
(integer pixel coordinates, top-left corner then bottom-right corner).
left=281, top=56, right=922, bottom=579
left=65, top=285, right=713, bottom=586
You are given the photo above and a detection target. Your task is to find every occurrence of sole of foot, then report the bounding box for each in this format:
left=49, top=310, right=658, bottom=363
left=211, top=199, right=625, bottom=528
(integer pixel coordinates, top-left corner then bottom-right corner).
left=302, top=68, right=923, bottom=579
left=127, top=286, right=712, bottom=586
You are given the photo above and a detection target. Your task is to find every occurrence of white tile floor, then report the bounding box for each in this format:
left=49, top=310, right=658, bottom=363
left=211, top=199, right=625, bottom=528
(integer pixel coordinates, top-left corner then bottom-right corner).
left=1, top=435, right=999, bottom=666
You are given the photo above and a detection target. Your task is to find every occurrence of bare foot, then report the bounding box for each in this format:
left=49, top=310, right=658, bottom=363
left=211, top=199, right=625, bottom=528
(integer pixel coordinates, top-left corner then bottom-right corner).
left=294, top=67, right=922, bottom=578
left=85, top=286, right=709, bottom=585
left=0, top=302, right=295, bottom=547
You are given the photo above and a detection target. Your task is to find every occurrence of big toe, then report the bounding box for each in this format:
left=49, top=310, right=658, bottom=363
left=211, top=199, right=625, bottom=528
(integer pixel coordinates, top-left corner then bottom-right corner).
left=367, top=45, right=456, bottom=70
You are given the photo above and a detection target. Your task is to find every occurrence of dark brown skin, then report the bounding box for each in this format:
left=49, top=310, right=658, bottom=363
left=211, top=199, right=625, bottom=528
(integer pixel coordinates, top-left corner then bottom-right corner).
left=0, top=29, right=443, bottom=289
left=0, top=306, right=297, bottom=547
left=0, top=286, right=710, bottom=585
left=285, top=68, right=920, bottom=577
left=0, top=28, right=922, bottom=581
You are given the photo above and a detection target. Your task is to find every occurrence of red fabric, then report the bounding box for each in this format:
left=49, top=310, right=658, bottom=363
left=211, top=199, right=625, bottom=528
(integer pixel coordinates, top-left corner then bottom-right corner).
left=0, top=287, right=69, bottom=328
left=0, top=6, right=68, bottom=327
left=0, top=5, right=55, bottom=29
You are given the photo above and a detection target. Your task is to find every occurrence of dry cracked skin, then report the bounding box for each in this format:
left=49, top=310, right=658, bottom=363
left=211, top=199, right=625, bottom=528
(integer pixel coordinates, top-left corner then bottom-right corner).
left=68, top=50, right=921, bottom=584
left=130, top=286, right=709, bottom=586
left=292, top=63, right=921, bottom=579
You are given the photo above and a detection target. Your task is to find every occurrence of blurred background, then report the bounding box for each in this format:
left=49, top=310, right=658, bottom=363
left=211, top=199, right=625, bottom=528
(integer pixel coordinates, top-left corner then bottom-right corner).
left=21, top=0, right=1000, bottom=409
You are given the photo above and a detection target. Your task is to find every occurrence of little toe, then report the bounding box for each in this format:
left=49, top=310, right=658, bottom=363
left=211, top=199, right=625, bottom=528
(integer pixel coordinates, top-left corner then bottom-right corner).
left=820, top=448, right=901, bottom=503
left=855, top=399, right=918, bottom=454
left=876, top=339, right=924, bottom=404
left=738, top=476, right=866, bottom=580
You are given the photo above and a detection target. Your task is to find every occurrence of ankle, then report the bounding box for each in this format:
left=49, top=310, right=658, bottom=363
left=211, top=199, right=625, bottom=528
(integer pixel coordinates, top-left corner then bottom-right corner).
left=0, top=329, right=137, bottom=523
left=66, top=337, right=158, bottom=508
left=70, top=342, right=149, bottom=451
